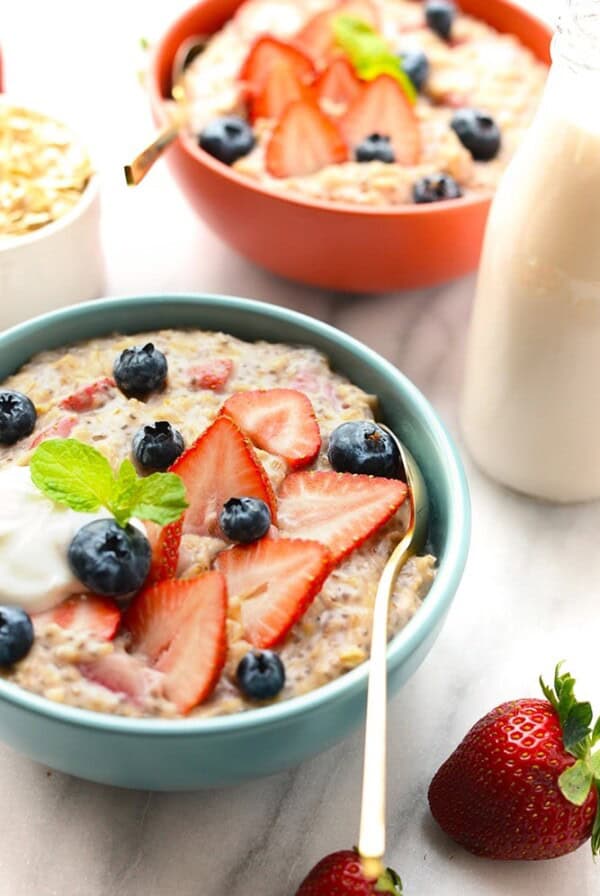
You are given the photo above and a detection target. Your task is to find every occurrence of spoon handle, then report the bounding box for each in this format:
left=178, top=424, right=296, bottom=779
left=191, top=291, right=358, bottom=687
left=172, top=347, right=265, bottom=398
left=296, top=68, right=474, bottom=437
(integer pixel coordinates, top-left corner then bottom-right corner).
left=358, top=529, right=413, bottom=879
left=124, top=119, right=182, bottom=186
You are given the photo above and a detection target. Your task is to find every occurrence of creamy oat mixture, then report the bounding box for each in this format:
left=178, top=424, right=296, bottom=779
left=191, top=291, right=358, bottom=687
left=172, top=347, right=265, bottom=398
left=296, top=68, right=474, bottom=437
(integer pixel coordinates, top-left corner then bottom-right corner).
left=0, top=329, right=435, bottom=717
left=180, top=0, right=547, bottom=205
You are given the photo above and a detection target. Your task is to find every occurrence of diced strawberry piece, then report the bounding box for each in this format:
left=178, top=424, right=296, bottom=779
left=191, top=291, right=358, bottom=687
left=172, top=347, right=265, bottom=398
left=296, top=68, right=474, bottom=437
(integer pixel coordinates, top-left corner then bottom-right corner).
left=266, top=100, right=348, bottom=178
left=216, top=538, right=330, bottom=648
left=340, top=74, right=421, bottom=164
left=251, top=61, right=315, bottom=122
left=124, top=571, right=227, bottom=712
left=277, top=471, right=408, bottom=564
left=59, top=377, right=116, bottom=412
left=167, top=415, right=277, bottom=538
left=33, top=594, right=121, bottom=640
left=29, top=415, right=77, bottom=449
left=296, top=0, right=378, bottom=63
left=145, top=517, right=183, bottom=585
left=315, top=57, right=363, bottom=108
left=80, top=652, right=165, bottom=704
left=221, top=388, right=321, bottom=470
left=187, top=358, right=234, bottom=391
left=239, top=36, right=316, bottom=94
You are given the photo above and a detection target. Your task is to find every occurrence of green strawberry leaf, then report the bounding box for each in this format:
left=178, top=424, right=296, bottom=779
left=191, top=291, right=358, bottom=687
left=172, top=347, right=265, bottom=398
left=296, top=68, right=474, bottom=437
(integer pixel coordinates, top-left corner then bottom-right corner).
left=130, top=471, right=188, bottom=526
left=592, top=716, right=600, bottom=747
left=333, top=15, right=417, bottom=102
left=375, top=867, right=403, bottom=895
left=592, top=783, right=600, bottom=856
left=540, top=664, right=594, bottom=759
left=559, top=760, right=594, bottom=807
left=30, top=438, right=114, bottom=513
left=563, top=702, right=593, bottom=758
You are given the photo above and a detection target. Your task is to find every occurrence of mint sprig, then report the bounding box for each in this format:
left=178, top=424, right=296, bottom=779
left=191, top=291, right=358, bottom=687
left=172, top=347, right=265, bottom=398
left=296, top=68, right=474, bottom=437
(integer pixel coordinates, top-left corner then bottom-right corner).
left=333, top=15, right=417, bottom=103
left=540, top=663, right=600, bottom=855
left=30, top=438, right=187, bottom=528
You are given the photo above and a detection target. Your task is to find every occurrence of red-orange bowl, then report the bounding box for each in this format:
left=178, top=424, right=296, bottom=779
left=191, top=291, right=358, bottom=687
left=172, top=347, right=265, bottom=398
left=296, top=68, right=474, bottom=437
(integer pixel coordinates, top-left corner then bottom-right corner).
left=149, top=0, right=552, bottom=292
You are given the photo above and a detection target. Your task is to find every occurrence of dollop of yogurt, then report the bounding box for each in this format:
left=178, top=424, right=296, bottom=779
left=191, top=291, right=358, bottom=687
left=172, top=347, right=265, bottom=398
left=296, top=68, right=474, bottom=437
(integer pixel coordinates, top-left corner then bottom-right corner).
left=0, top=466, right=145, bottom=614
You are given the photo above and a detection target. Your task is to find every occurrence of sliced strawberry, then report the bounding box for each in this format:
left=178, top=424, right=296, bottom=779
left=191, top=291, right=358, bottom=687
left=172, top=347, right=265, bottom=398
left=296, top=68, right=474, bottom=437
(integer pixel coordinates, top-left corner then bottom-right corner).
left=221, top=388, right=321, bottom=470
left=296, top=0, right=378, bottom=63
left=59, top=377, right=116, bottom=412
left=315, top=57, right=363, bottom=108
left=124, top=571, right=227, bottom=712
left=216, top=538, right=330, bottom=648
left=145, top=517, right=183, bottom=585
left=239, top=36, right=316, bottom=94
left=29, top=415, right=77, bottom=449
left=187, top=358, right=233, bottom=391
left=277, top=471, right=408, bottom=564
left=340, top=74, right=421, bottom=164
left=266, top=99, right=348, bottom=178
left=168, top=415, right=276, bottom=538
left=33, top=594, right=121, bottom=640
left=251, top=61, right=315, bottom=122
left=80, top=652, right=164, bottom=703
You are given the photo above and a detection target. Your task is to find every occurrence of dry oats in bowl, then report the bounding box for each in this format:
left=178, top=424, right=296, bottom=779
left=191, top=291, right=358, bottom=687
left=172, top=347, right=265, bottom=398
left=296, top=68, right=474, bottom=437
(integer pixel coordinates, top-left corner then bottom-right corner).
left=0, top=100, right=105, bottom=329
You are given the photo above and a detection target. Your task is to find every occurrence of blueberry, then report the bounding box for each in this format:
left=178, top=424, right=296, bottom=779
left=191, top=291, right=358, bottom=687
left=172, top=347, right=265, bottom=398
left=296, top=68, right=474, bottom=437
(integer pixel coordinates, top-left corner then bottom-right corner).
left=450, top=108, right=501, bottom=161
left=413, top=173, right=462, bottom=203
left=355, top=134, right=396, bottom=164
left=0, top=606, right=34, bottom=666
left=236, top=650, right=285, bottom=700
left=0, top=391, right=37, bottom=446
left=219, top=497, right=271, bottom=544
left=113, top=343, right=167, bottom=399
left=399, top=50, right=430, bottom=92
left=133, top=421, right=184, bottom=473
left=328, top=421, right=401, bottom=478
left=425, top=0, right=456, bottom=40
left=199, top=116, right=256, bottom=165
left=68, top=519, right=151, bottom=599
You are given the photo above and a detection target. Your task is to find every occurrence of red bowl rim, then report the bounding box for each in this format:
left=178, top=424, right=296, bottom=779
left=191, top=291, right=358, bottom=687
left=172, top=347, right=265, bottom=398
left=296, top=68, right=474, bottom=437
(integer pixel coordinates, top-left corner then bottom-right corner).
left=148, top=0, right=552, bottom=218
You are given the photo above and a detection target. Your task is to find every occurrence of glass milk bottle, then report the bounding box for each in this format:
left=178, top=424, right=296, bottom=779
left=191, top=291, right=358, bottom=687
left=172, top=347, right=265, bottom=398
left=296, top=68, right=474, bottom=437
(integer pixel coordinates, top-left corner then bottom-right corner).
left=460, top=0, right=600, bottom=502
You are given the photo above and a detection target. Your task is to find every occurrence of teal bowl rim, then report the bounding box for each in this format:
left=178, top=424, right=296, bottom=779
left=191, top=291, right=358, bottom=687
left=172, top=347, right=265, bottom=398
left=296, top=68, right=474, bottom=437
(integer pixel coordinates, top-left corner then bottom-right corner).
left=0, top=294, right=471, bottom=736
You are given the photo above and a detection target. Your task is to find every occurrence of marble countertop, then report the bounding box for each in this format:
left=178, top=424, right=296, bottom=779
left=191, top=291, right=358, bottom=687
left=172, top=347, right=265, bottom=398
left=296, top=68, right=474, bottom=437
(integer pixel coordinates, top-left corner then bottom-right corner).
left=3, top=1, right=598, bottom=894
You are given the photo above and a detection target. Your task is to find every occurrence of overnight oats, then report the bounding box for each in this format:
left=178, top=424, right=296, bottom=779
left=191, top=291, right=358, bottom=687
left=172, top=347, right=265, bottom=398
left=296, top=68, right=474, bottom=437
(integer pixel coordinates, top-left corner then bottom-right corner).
left=177, top=0, right=548, bottom=205
left=0, top=329, right=435, bottom=719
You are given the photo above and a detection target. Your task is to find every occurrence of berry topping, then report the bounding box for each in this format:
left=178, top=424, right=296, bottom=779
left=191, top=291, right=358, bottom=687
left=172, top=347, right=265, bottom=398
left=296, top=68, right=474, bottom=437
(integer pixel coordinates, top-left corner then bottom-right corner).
left=428, top=665, right=600, bottom=860
left=266, top=99, right=348, bottom=178
left=29, top=415, right=76, bottom=449
left=113, top=343, right=167, bottom=399
left=413, top=173, right=462, bottom=203
left=399, top=49, right=430, bottom=92
left=198, top=116, right=256, bottom=165
left=425, top=0, right=456, bottom=41
left=236, top=649, right=285, bottom=700
left=278, top=471, right=407, bottom=564
left=219, top=497, right=272, bottom=544
left=221, top=388, right=321, bottom=470
left=124, top=571, right=227, bottom=712
left=187, top=358, right=233, bottom=391
left=59, top=377, right=116, bottom=413
left=68, top=519, right=152, bottom=600
left=132, top=421, right=185, bottom=473
left=146, top=517, right=183, bottom=585
left=0, top=390, right=37, bottom=445
left=296, top=1, right=378, bottom=63
left=166, top=415, right=276, bottom=539
left=33, top=594, right=121, bottom=640
left=341, top=75, right=420, bottom=165
left=216, top=537, right=331, bottom=648
left=355, top=133, right=395, bottom=164
left=314, top=58, right=363, bottom=108
left=80, top=651, right=164, bottom=703
left=295, top=849, right=403, bottom=896
left=0, top=606, right=34, bottom=666
left=251, top=63, right=315, bottom=123
left=328, top=421, right=402, bottom=478
left=451, top=108, right=502, bottom=161
left=239, top=36, right=316, bottom=94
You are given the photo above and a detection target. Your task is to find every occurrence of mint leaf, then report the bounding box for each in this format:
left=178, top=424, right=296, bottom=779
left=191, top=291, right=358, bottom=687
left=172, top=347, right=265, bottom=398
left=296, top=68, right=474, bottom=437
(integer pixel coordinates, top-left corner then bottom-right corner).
left=559, top=760, right=594, bottom=807
left=30, top=439, right=114, bottom=513
left=131, top=472, right=188, bottom=526
left=333, top=15, right=417, bottom=102
left=110, top=459, right=141, bottom=527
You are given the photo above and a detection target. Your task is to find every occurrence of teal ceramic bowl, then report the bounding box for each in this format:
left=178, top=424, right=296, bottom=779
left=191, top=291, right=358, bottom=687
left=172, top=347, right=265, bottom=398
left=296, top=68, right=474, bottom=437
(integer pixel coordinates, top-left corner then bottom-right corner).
left=0, top=294, right=470, bottom=790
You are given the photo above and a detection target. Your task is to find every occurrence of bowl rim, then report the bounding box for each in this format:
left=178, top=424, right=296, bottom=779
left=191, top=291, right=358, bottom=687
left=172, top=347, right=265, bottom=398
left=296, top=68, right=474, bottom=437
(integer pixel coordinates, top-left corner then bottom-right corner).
left=0, top=292, right=471, bottom=735
left=147, top=0, right=551, bottom=218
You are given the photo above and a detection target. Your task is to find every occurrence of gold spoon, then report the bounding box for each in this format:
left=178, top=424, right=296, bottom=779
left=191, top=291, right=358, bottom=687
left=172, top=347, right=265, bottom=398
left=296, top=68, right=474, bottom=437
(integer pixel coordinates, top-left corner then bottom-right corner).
left=358, top=426, right=429, bottom=880
left=124, top=35, right=207, bottom=186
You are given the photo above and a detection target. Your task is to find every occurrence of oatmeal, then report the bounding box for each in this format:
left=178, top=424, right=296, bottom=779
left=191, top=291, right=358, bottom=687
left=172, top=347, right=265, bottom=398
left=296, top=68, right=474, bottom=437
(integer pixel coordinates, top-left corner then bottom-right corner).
left=0, top=329, right=435, bottom=718
left=179, top=0, right=548, bottom=205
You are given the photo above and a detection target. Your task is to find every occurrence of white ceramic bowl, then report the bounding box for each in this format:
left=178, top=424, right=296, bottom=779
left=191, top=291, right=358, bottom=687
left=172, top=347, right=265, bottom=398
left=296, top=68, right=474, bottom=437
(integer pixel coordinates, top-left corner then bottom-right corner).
left=0, top=104, right=105, bottom=330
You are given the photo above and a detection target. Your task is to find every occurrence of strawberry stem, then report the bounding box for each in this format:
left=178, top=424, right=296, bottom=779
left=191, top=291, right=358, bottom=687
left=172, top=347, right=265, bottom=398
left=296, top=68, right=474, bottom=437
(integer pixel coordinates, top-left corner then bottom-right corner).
left=375, top=867, right=403, bottom=894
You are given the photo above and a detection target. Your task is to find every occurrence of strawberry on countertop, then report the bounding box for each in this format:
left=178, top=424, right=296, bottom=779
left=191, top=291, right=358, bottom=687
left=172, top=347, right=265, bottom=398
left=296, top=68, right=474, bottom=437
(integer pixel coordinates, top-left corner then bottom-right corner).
left=277, top=470, right=407, bottom=564
left=266, top=99, right=348, bottom=178
left=295, top=849, right=403, bottom=896
left=221, top=388, right=321, bottom=470
left=429, top=664, right=600, bottom=860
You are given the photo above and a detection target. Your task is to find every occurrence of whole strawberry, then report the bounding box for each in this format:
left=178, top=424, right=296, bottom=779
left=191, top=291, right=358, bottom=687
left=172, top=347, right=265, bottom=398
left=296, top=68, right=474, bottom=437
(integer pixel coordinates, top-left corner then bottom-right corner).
left=429, top=664, right=600, bottom=860
left=295, top=849, right=403, bottom=895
